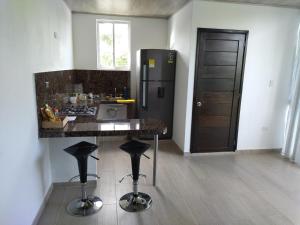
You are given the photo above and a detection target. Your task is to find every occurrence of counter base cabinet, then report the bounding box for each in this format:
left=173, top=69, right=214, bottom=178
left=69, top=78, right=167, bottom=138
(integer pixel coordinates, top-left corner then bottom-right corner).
left=49, top=137, right=97, bottom=183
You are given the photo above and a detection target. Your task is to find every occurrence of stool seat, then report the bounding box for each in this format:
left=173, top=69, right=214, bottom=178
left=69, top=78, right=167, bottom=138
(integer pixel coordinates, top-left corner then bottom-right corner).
left=64, top=141, right=98, bottom=184
left=120, top=140, right=150, bottom=156
left=64, top=141, right=98, bottom=158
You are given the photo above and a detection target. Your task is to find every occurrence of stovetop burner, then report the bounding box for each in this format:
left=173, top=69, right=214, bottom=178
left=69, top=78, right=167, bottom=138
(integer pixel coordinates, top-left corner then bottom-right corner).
left=60, top=105, right=97, bottom=116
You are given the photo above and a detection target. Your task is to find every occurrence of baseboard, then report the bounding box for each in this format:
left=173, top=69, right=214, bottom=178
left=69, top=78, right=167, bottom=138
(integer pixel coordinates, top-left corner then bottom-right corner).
left=31, top=183, right=53, bottom=225
left=184, top=151, right=236, bottom=156
left=236, top=148, right=281, bottom=154
left=184, top=148, right=281, bottom=156
left=169, top=141, right=184, bottom=154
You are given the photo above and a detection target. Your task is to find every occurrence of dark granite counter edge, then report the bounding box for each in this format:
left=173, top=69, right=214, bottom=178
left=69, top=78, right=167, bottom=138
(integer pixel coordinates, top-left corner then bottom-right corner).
left=39, top=129, right=165, bottom=138
left=38, top=118, right=167, bottom=138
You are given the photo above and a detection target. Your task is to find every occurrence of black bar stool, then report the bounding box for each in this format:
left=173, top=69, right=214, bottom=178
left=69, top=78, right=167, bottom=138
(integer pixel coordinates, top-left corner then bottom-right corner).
left=119, top=140, right=152, bottom=212
left=64, top=141, right=103, bottom=216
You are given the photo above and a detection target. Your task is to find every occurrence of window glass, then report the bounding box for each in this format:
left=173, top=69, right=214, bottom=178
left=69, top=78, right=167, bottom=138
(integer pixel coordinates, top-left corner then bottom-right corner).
left=114, top=23, right=129, bottom=68
left=98, top=23, right=114, bottom=68
left=97, top=21, right=130, bottom=70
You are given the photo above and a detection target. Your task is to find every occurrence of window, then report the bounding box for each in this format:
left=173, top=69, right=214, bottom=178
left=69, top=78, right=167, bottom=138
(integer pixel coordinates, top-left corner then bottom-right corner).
left=97, top=20, right=130, bottom=70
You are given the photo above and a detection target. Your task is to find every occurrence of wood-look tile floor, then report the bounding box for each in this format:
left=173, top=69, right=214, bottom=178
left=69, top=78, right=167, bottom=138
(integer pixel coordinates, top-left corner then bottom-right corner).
left=37, top=140, right=300, bottom=225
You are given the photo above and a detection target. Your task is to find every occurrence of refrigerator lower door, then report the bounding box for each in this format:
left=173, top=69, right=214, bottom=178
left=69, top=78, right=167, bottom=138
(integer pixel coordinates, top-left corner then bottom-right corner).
left=139, top=81, right=174, bottom=139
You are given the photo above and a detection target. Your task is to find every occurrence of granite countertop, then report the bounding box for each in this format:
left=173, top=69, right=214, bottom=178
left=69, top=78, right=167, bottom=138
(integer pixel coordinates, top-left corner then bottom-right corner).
left=39, top=117, right=167, bottom=138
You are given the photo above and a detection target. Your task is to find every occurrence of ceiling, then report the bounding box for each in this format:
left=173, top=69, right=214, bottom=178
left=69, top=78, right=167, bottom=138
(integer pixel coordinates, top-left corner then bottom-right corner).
left=63, top=0, right=189, bottom=18
left=63, top=0, right=300, bottom=18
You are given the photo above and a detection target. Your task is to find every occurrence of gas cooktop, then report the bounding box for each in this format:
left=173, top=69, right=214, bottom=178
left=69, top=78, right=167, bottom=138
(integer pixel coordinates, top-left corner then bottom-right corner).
left=60, top=105, right=97, bottom=116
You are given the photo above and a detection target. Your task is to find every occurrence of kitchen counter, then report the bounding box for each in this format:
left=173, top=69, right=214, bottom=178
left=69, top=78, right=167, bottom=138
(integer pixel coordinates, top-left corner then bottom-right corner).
left=39, top=118, right=167, bottom=138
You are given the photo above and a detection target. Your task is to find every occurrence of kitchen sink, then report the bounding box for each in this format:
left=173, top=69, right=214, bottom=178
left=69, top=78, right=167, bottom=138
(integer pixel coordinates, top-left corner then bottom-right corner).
left=97, top=104, right=127, bottom=120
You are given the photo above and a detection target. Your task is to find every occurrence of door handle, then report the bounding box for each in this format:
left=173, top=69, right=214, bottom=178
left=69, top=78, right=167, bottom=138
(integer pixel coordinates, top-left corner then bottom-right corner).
left=196, top=101, right=202, bottom=107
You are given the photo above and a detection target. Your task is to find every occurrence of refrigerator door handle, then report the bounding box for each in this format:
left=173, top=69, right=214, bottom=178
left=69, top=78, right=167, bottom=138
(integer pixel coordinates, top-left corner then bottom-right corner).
left=142, top=81, right=147, bottom=108
left=157, top=87, right=165, bottom=98
left=142, top=64, right=147, bottom=80
left=141, top=64, right=148, bottom=109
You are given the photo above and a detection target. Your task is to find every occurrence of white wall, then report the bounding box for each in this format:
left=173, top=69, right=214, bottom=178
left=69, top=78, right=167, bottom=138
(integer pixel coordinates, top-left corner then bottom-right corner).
left=0, top=0, right=73, bottom=224
left=72, top=13, right=168, bottom=97
left=168, top=3, right=193, bottom=151
left=169, top=1, right=300, bottom=152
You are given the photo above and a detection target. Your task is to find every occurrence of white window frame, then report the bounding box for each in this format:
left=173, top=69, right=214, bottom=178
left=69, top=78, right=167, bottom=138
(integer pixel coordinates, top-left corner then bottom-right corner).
left=96, top=19, right=131, bottom=71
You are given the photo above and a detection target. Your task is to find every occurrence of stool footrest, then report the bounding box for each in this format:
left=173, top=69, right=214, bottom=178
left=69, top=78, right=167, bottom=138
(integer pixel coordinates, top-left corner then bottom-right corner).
left=119, top=173, right=147, bottom=183
left=142, top=154, right=150, bottom=159
left=139, top=174, right=147, bottom=179
left=119, top=174, right=132, bottom=183
left=69, top=174, right=100, bottom=182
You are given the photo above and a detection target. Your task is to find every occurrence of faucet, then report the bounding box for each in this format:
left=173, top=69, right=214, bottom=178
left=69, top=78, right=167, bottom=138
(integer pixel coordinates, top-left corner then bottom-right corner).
left=114, top=88, right=117, bottom=98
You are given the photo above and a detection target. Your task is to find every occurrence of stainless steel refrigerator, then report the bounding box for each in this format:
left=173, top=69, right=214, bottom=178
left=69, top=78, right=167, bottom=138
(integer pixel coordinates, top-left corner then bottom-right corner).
left=136, top=49, right=177, bottom=139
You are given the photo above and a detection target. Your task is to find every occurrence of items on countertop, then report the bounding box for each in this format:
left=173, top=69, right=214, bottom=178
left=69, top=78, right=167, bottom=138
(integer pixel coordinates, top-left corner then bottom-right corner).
left=39, top=89, right=136, bottom=129
left=41, top=104, right=61, bottom=122
left=62, top=90, right=134, bottom=105
left=123, top=86, right=129, bottom=99
left=40, top=104, right=68, bottom=129
left=116, top=99, right=135, bottom=104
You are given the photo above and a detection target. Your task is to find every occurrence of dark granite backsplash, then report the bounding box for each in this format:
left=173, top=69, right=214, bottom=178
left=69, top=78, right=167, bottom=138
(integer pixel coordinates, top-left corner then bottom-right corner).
left=35, top=69, right=130, bottom=108
left=74, top=70, right=130, bottom=95
left=35, top=69, right=130, bottom=128
left=35, top=69, right=129, bottom=96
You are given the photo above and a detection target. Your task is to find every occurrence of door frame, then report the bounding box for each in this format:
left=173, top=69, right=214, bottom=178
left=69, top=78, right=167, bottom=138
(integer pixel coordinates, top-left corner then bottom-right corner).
left=190, top=28, right=249, bottom=153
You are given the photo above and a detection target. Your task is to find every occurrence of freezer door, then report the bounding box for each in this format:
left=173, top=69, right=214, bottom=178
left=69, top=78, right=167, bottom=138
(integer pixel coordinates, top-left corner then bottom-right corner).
left=139, top=81, right=175, bottom=139
left=140, top=49, right=176, bottom=81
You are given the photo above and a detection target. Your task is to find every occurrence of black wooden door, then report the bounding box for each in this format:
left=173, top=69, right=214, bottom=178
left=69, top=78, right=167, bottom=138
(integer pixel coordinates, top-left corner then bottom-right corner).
left=191, top=29, right=248, bottom=153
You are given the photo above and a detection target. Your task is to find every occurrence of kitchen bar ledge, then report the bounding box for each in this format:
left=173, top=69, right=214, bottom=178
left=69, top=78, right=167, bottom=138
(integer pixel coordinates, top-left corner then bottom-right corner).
left=40, top=118, right=167, bottom=186
left=39, top=118, right=167, bottom=138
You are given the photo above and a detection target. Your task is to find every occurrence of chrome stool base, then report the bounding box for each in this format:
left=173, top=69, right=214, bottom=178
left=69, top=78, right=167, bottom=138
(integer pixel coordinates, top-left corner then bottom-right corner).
left=119, top=192, right=152, bottom=212
left=66, top=195, right=103, bottom=216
